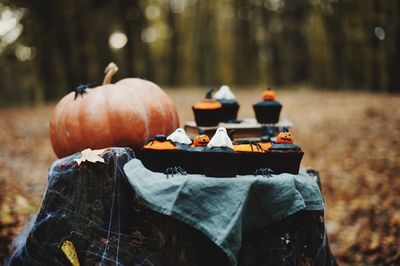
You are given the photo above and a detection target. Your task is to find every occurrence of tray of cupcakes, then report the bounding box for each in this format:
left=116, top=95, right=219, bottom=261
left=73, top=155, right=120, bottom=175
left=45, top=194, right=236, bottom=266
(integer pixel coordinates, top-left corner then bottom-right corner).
left=136, top=85, right=304, bottom=177
left=136, top=126, right=303, bottom=177
left=185, top=85, right=290, bottom=140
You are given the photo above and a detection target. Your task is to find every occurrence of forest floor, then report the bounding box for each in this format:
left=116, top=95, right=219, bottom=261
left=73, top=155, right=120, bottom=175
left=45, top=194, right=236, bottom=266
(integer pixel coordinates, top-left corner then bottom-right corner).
left=0, top=88, right=399, bottom=265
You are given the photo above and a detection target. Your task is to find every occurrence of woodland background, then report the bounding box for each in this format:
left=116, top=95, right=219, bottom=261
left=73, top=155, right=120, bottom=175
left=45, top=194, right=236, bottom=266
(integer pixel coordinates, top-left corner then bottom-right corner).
left=0, top=0, right=400, bottom=105
left=0, top=0, right=400, bottom=265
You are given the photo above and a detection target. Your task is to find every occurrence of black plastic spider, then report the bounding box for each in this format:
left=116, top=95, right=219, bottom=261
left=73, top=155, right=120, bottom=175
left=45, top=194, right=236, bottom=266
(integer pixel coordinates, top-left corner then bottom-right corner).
left=73, top=81, right=100, bottom=100
left=164, top=166, right=187, bottom=179
left=253, top=167, right=274, bottom=178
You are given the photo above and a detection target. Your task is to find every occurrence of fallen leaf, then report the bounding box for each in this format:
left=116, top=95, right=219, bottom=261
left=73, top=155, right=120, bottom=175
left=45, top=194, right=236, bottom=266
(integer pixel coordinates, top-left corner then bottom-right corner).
left=61, top=240, right=80, bottom=266
left=74, top=148, right=106, bottom=166
left=368, top=233, right=380, bottom=251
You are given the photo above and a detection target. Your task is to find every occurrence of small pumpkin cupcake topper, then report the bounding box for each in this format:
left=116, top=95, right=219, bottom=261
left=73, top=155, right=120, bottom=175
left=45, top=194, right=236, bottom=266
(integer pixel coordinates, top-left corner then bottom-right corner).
left=167, top=128, right=192, bottom=145
left=193, top=129, right=210, bottom=147
left=262, top=87, right=277, bottom=101
left=276, top=128, right=294, bottom=144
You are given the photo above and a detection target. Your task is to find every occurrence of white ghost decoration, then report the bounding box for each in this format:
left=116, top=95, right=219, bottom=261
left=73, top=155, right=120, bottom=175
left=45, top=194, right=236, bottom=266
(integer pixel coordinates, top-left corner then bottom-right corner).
left=214, top=85, right=236, bottom=100
left=207, top=127, right=233, bottom=149
left=167, top=128, right=192, bottom=145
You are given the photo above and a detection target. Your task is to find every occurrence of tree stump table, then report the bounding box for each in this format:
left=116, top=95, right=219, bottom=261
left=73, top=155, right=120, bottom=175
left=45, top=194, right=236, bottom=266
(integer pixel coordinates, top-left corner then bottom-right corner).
left=8, top=148, right=336, bottom=265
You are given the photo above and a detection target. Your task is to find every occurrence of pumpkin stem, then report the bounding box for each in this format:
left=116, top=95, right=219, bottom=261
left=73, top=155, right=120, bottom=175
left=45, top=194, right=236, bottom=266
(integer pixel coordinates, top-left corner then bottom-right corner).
left=103, top=62, right=119, bottom=85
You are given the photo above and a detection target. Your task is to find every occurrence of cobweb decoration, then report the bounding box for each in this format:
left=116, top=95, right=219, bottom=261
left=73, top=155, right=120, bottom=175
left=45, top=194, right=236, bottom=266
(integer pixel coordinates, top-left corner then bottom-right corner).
left=7, top=148, right=336, bottom=265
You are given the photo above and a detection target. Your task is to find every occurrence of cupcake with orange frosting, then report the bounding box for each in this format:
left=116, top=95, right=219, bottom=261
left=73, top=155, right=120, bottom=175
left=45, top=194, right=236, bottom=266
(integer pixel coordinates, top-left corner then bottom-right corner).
left=143, top=134, right=177, bottom=150
left=192, top=89, right=222, bottom=126
left=253, top=87, right=282, bottom=124
left=137, top=134, right=184, bottom=173
left=233, top=141, right=266, bottom=175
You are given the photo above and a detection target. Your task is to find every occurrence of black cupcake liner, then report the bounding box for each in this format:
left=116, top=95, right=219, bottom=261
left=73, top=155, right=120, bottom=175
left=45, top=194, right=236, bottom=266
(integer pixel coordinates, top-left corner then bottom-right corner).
left=136, top=148, right=303, bottom=176
left=201, top=147, right=237, bottom=177
left=253, top=104, right=282, bottom=124
left=236, top=152, right=266, bottom=175
left=263, top=151, right=304, bottom=175
left=219, top=102, right=240, bottom=122
left=192, top=107, right=222, bottom=126
left=182, top=147, right=207, bottom=174
left=135, top=149, right=185, bottom=173
left=238, top=151, right=303, bottom=175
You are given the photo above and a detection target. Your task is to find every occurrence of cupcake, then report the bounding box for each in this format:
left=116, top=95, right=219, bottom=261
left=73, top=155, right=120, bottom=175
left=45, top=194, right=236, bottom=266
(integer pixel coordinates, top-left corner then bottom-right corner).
left=266, top=128, right=304, bottom=174
left=214, top=85, right=240, bottom=123
left=136, top=134, right=184, bottom=173
left=202, top=127, right=237, bottom=177
left=183, top=130, right=210, bottom=174
left=253, top=87, right=282, bottom=124
left=192, top=89, right=222, bottom=126
left=233, top=141, right=265, bottom=175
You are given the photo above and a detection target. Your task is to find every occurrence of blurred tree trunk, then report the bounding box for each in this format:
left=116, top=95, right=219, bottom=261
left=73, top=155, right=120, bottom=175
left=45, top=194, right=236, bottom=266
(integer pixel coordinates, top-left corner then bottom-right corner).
left=74, top=0, right=90, bottom=84
left=387, top=1, right=400, bottom=92
left=117, top=0, right=154, bottom=81
left=367, top=0, right=382, bottom=90
left=55, top=1, right=82, bottom=90
left=233, top=0, right=259, bottom=85
left=195, top=1, right=219, bottom=85
left=167, top=9, right=179, bottom=85
left=281, top=0, right=310, bottom=84
left=322, top=2, right=344, bottom=88
left=118, top=0, right=139, bottom=77
left=4, top=0, right=400, bottom=106
left=94, top=14, right=113, bottom=75
left=30, top=1, right=65, bottom=100
left=265, top=14, right=284, bottom=86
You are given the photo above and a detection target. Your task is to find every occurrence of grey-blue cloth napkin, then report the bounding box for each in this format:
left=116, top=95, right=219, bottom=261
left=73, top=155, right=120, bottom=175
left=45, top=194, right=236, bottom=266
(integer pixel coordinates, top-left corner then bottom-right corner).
left=123, top=159, right=324, bottom=266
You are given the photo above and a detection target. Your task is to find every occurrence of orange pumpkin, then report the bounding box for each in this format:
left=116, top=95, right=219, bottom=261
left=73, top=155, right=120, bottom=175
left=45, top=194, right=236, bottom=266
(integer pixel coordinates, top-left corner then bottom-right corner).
left=193, top=134, right=210, bottom=147
left=50, top=63, right=179, bottom=158
left=262, top=87, right=276, bottom=101
left=276, top=128, right=294, bottom=144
